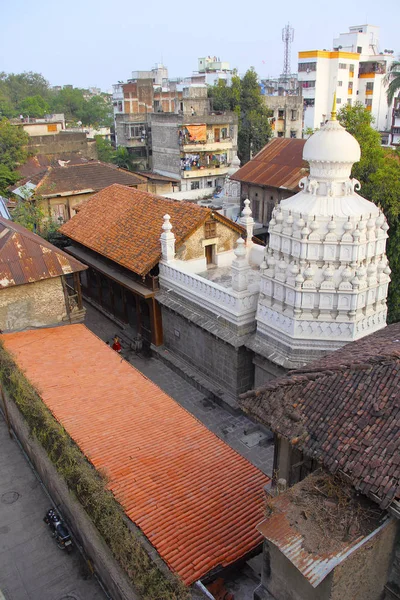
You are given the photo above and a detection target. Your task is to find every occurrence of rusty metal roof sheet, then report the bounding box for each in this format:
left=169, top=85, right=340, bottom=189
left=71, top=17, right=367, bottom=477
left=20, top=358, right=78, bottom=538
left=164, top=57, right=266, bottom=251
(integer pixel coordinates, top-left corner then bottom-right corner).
left=231, top=138, right=308, bottom=191
left=0, top=217, right=87, bottom=288
left=257, top=493, right=391, bottom=588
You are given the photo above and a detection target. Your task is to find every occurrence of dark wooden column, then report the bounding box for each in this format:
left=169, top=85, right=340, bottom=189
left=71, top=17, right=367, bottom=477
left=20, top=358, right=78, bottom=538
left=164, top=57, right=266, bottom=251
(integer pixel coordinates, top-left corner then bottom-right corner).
left=150, top=297, right=163, bottom=346
left=73, top=272, right=83, bottom=310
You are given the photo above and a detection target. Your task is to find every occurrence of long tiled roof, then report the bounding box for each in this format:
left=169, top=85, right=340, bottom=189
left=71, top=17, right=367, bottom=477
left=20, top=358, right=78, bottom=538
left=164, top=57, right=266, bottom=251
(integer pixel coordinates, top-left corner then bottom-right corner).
left=0, top=217, right=86, bottom=288
left=2, top=325, right=269, bottom=584
left=29, top=161, right=147, bottom=196
left=231, top=138, right=307, bottom=191
left=240, top=324, right=400, bottom=509
left=60, top=184, right=244, bottom=276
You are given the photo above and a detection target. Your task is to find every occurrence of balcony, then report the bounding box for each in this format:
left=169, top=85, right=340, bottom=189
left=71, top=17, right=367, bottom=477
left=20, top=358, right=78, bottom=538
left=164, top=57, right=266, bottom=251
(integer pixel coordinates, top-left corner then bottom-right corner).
left=181, top=139, right=233, bottom=152
left=181, top=165, right=230, bottom=178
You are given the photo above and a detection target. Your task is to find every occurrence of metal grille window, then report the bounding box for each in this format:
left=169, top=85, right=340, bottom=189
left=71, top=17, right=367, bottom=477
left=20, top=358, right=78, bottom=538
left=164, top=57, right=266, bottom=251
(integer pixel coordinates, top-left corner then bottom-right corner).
left=205, top=220, right=217, bottom=238
left=339, top=63, right=348, bottom=69
left=298, top=62, right=316, bottom=72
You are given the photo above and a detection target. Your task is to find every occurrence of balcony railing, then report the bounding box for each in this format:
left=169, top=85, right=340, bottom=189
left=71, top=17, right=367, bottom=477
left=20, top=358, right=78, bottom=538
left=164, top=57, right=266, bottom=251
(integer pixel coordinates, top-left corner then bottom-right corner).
left=159, top=262, right=258, bottom=326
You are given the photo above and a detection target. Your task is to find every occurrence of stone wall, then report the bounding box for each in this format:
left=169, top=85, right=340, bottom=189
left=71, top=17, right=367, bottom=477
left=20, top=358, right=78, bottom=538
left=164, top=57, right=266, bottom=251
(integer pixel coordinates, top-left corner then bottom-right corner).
left=151, top=116, right=181, bottom=178
left=27, top=132, right=97, bottom=159
left=3, top=392, right=140, bottom=600
left=160, top=302, right=254, bottom=400
left=0, top=278, right=67, bottom=332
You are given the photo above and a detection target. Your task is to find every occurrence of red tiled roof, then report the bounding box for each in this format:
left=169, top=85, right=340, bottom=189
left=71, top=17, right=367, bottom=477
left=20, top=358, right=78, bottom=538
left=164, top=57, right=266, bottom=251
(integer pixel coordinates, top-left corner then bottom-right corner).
left=240, top=324, right=400, bottom=509
left=60, top=184, right=244, bottom=276
left=1, top=325, right=269, bottom=584
left=24, top=161, right=147, bottom=196
left=231, top=138, right=308, bottom=191
left=17, top=154, right=90, bottom=179
left=0, top=217, right=86, bottom=288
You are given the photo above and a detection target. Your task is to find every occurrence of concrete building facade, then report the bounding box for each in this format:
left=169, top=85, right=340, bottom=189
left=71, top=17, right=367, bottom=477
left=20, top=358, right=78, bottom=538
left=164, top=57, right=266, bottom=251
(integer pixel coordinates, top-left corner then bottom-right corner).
left=264, top=95, right=303, bottom=139
left=299, top=25, right=395, bottom=134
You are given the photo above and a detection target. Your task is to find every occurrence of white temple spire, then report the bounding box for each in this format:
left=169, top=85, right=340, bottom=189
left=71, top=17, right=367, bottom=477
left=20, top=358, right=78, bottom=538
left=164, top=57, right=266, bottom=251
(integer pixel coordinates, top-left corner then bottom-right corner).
left=160, top=214, right=175, bottom=262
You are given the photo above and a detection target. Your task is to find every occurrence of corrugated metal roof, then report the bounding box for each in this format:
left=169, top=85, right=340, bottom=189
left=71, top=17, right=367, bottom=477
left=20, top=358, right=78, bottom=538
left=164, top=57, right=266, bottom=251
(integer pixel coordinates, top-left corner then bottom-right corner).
left=231, top=138, right=308, bottom=191
left=257, top=493, right=391, bottom=588
left=0, top=217, right=86, bottom=288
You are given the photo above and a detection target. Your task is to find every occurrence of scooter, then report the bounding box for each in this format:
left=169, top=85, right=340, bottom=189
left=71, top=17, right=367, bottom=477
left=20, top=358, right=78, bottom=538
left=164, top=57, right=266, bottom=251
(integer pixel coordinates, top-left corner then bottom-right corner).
left=44, top=508, right=73, bottom=552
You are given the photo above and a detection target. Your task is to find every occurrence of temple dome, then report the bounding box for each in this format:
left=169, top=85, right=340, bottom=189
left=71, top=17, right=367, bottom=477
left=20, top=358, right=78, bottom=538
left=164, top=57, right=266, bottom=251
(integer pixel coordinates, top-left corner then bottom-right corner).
left=303, top=118, right=360, bottom=166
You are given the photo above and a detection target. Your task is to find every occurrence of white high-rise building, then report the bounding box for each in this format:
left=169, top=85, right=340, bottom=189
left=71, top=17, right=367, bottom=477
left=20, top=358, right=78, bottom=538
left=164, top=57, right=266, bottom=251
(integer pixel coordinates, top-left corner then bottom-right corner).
left=298, top=25, right=395, bottom=134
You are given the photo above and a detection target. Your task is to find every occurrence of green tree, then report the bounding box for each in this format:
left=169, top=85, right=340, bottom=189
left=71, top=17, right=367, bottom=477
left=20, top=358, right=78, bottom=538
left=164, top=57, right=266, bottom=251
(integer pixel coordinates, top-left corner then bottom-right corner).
left=0, top=164, right=18, bottom=195
left=0, top=118, right=29, bottom=170
left=12, top=199, right=44, bottom=232
left=0, top=72, right=50, bottom=107
left=385, top=61, right=400, bottom=105
left=113, top=147, right=132, bottom=170
left=50, top=87, right=85, bottom=120
left=238, top=68, right=272, bottom=164
left=95, top=135, right=115, bottom=162
left=338, top=103, right=400, bottom=322
left=78, top=95, right=112, bottom=127
left=18, top=94, right=50, bottom=118
left=208, top=79, right=240, bottom=112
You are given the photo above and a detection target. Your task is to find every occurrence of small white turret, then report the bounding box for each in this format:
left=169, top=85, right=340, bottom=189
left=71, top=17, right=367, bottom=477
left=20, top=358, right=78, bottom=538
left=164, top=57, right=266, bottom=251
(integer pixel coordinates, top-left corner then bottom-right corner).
left=160, top=214, right=176, bottom=262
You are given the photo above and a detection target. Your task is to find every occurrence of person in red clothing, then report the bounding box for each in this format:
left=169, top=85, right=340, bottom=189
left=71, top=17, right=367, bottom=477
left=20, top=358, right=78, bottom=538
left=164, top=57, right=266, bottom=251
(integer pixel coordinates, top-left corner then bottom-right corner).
left=112, top=335, right=122, bottom=353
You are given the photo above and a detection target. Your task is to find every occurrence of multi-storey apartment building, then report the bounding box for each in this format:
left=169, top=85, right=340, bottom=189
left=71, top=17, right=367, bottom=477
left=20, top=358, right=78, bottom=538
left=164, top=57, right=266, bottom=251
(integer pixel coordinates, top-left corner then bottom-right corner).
left=298, top=25, right=395, bottom=134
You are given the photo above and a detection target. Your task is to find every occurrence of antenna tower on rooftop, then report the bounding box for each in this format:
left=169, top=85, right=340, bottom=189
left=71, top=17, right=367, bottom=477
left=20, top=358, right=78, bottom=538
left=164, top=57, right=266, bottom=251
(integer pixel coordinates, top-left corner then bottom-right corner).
left=282, top=23, right=294, bottom=80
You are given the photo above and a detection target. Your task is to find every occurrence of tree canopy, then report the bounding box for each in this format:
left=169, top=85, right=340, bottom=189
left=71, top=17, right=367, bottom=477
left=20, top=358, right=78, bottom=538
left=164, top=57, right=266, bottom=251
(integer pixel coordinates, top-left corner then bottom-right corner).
left=0, top=71, right=112, bottom=127
left=208, top=68, right=272, bottom=165
left=338, top=102, right=400, bottom=323
left=385, top=61, right=400, bottom=105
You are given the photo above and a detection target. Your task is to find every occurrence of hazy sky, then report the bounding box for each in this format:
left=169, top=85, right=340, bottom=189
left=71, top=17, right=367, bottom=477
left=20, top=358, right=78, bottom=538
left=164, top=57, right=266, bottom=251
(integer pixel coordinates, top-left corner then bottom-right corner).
left=1, top=0, right=398, bottom=91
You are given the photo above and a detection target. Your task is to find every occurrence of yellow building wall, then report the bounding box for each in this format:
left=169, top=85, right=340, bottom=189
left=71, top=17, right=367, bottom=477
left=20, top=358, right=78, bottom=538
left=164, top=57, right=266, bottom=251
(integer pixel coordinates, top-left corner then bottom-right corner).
left=176, top=220, right=240, bottom=261
left=0, top=278, right=67, bottom=332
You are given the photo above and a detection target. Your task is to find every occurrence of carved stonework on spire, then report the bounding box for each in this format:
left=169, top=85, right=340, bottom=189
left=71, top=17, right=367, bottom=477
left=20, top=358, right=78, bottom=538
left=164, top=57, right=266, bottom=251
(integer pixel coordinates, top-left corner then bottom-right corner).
left=160, top=214, right=175, bottom=262
left=254, top=109, right=390, bottom=369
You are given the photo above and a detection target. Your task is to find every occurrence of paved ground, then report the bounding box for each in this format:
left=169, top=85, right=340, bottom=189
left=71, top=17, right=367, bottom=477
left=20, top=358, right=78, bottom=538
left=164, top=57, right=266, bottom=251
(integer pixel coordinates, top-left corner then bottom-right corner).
left=84, top=302, right=275, bottom=476
left=0, top=416, right=107, bottom=600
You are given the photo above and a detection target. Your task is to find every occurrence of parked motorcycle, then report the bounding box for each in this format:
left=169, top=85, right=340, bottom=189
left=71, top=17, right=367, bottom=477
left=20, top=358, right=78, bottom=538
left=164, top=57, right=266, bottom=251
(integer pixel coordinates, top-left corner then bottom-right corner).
left=43, top=508, right=73, bottom=552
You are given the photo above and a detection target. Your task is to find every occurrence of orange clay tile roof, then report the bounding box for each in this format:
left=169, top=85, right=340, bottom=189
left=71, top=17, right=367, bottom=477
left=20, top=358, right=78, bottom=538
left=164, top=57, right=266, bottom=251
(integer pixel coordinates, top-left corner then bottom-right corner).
left=60, top=184, right=245, bottom=277
left=2, top=324, right=269, bottom=584
left=231, top=138, right=308, bottom=191
left=0, top=216, right=86, bottom=288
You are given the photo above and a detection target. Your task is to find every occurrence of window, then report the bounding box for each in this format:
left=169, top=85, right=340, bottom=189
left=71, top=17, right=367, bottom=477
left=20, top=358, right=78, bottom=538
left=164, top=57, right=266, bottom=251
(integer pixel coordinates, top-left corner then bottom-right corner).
left=365, top=99, right=372, bottom=107
left=278, top=109, right=285, bottom=119
left=207, top=180, right=213, bottom=188
left=366, top=82, right=374, bottom=92
left=347, top=99, right=352, bottom=106
left=277, top=131, right=284, bottom=137
left=302, top=80, right=315, bottom=89
left=291, top=109, right=297, bottom=120
left=337, top=81, right=343, bottom=87
left=336, top=98, right=342, bottom=104
left=348, top=81, right=353, bottom=90
left=129, top=125, right=145, bottom=139
left=298, top=62, right=317, bottom=72
left=191, top=181, right=200, bottom=190
left=290, top=130, right=297, bottom=138
left=338, top=63, right=347, bottom=69
left=303, top=98, right=315, bottom=107
left=221, top=127, right=228, bottom=139
left=357, top=46, right=362, bottom=54
left=205, top=220, right=217, bottom=238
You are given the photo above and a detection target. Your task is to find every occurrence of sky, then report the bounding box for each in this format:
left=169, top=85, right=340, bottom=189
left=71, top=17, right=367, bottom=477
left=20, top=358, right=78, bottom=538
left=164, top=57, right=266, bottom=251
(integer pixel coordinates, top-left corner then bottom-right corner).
left=0, top=0, right=399, bottom=91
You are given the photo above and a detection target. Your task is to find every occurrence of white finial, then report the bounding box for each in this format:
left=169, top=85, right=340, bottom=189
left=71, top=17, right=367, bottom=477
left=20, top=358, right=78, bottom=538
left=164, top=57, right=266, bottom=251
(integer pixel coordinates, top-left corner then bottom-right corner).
left=232, top=237, right=250, bottom=291
left=234, top=236, right=246, bottom=260
left=160, top=214, right=175, bottom=262
left=240, top=199, right=254, bottom=243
